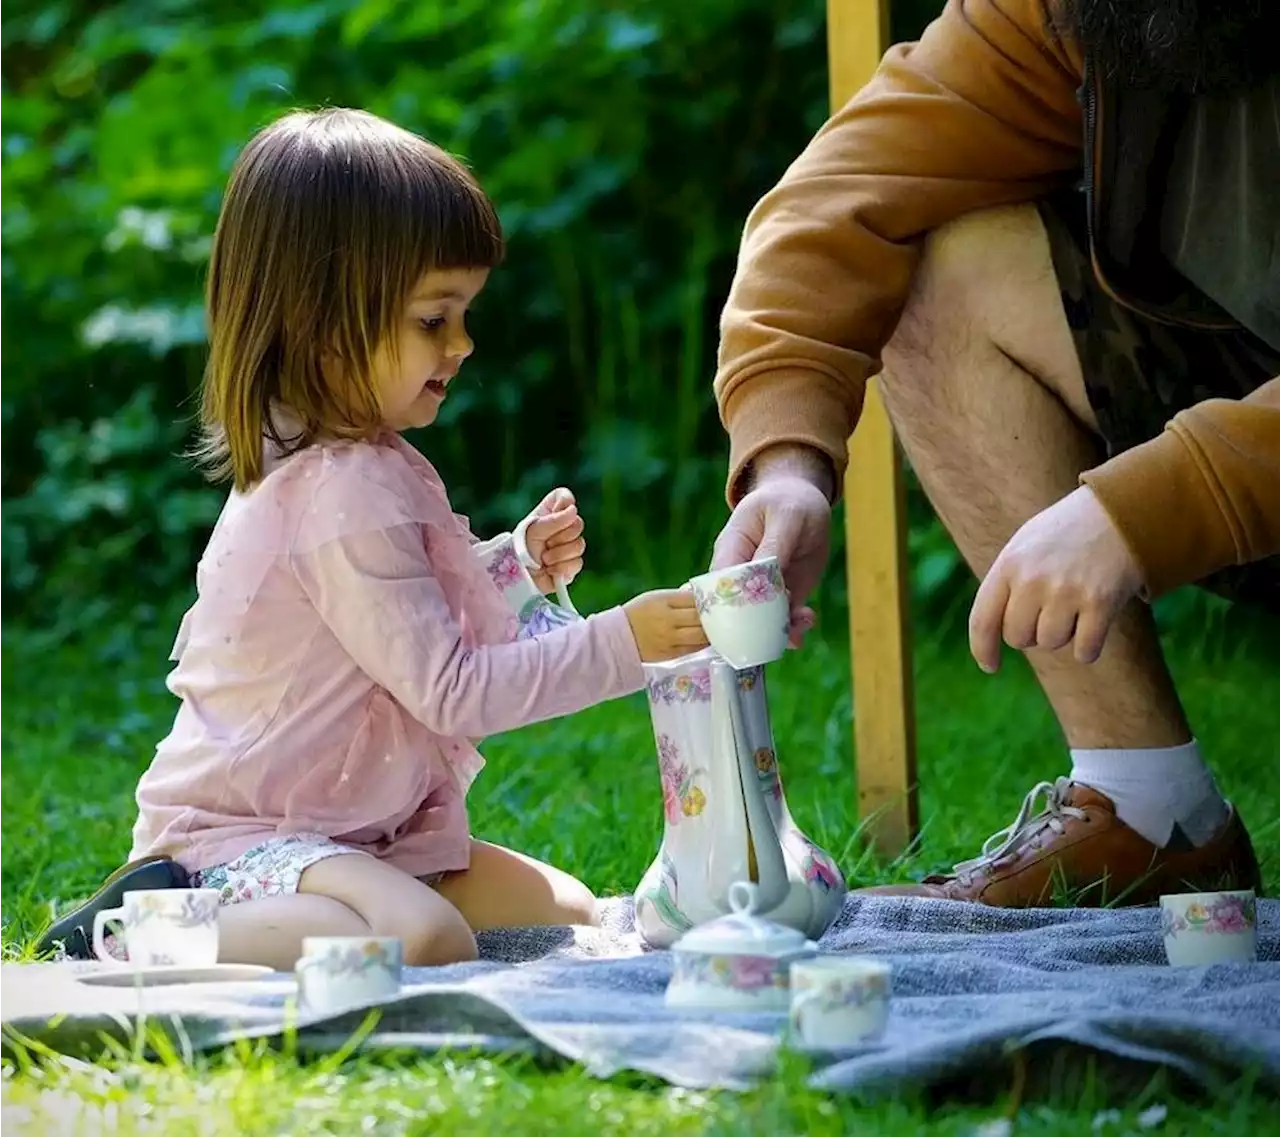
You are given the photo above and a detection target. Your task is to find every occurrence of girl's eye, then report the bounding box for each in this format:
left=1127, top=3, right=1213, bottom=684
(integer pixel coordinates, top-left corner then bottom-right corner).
left=419, top=316, right=446, bottom=332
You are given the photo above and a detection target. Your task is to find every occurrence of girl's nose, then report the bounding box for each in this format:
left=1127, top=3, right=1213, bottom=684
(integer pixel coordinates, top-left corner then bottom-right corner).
left=446, top=328, right=474, bottom=362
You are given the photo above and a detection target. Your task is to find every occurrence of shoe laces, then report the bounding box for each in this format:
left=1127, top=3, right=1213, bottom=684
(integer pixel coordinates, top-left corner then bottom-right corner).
left=951, top=777, right=1088, bottom=886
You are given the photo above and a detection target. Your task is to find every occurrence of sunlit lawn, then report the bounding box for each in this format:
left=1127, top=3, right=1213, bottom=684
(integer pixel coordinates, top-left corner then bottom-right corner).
left=4, top=591, right=1277, bottom=1134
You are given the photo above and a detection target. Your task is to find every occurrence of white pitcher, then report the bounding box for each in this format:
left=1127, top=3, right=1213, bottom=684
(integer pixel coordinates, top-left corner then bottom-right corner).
left=634, top=649, right=846, bottom=948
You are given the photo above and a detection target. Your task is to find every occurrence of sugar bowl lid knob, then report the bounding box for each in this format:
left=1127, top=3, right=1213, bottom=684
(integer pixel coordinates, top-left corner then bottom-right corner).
left=727, top=880, right=760, bottom=916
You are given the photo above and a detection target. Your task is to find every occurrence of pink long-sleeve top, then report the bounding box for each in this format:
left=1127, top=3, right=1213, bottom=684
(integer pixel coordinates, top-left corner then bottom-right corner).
left=130, top=432, right=646, bottom=877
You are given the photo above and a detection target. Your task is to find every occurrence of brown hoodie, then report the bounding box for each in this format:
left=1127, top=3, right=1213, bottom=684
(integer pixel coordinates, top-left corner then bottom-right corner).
left=713, top=0, right=1280, bottom=599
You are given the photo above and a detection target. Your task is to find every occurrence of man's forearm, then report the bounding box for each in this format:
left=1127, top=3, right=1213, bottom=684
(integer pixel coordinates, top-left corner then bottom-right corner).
left=740, top=442, right=837, bottom=504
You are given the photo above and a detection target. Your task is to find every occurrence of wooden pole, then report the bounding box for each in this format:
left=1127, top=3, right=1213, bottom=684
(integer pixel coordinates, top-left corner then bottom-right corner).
left=826, top=0, right=919, bottom=856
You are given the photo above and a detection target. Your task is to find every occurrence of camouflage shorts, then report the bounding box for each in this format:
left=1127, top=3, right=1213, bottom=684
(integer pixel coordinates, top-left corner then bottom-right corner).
left=1040, top=192, right=1280, bottom=613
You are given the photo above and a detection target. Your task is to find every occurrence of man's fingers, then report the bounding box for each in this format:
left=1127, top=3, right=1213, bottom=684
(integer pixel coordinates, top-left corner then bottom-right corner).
left=1035, top=603, right=1078, bottom=654
left=969, top=569, right=1011, bottom=673
left=786, top=606, right=815, bottom=649
left=1001, top=587, right=1042, bottom=653
left=1072, top=603, right=1112, bottom=664
left=710, top=522, right=760, bottom=571
left=754, top=506, right=801, bottom=569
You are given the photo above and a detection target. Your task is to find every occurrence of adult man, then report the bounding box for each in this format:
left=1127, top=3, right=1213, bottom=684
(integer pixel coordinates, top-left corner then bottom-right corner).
left=711, top=0, right=1278, bottom=906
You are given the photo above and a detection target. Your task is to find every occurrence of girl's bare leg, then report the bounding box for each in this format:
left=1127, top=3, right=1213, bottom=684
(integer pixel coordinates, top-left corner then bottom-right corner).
left=217, top=854, right=478, bottom=970
left=430, top=840, right=599, bottom=930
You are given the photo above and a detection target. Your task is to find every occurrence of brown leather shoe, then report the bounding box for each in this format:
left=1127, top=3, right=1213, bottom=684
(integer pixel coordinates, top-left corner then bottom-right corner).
left=860, top=779, right=1263, bottom=907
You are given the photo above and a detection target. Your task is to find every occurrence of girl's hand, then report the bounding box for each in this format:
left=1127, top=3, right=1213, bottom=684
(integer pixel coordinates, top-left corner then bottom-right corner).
left=623, top=590, right=709, bottom=662
left=969, top=486, right=1145, bottom=673
left=521, top=488, right=586, bottom=593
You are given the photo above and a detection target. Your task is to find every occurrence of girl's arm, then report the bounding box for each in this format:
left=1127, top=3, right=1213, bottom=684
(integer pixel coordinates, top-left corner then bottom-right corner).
left=290, top=522, right=645, bottom=738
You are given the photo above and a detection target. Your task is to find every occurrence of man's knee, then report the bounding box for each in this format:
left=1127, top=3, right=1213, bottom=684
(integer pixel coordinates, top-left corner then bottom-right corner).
left=881, top=202, right=1088, bottom=428
left=886, top=204, right=1050, bottom=374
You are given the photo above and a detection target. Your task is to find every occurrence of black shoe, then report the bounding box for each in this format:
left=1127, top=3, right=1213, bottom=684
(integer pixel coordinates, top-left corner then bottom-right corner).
left=36, top=856, right=191, bottom=960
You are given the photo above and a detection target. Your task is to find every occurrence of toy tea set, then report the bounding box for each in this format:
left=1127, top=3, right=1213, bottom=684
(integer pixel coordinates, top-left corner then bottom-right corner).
left=474, top=524, right=883, bottom=1043
left=76, top=520, right=1262, bottom=1044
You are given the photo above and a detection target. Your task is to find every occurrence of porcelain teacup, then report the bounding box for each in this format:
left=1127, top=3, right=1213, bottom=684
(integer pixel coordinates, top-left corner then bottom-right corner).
left=91, top=888, right=221, bottom=967
left=788, top=955, right=892, bottom=1049
left=1160, top=890, right=1257, bottom=967
left=295, top=936, right=403, bottom=1014
left=687, top=557, right=789, bottom=669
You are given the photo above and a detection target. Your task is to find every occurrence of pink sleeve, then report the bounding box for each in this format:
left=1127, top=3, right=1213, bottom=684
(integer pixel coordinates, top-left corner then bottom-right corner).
left=290, top=523, right=646, bottom=738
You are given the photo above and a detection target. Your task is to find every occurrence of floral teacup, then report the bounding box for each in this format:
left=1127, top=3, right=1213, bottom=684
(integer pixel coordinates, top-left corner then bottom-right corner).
left=1160, top=890, right=1257, bottom=967
left=91, top=888, right=220, bottom=966
left=788, top=956, right=891, bottom=1049
left=687, top=557, right=789, bottom=669
left=296, top=936, right=403, bottom=1014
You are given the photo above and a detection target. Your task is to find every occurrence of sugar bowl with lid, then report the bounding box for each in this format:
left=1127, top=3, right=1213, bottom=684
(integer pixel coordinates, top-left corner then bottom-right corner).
left=665, top=881, right=819, bottom=1012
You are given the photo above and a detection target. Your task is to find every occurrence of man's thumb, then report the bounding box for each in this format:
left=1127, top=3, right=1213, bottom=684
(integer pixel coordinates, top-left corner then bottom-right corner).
left=710, top=521, right=759, bottom=571
left=754, top=508, right=799, bottom=569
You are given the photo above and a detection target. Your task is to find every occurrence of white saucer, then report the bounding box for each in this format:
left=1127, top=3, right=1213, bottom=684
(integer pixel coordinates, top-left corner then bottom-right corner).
left=75, top=963, right=275, bottom=987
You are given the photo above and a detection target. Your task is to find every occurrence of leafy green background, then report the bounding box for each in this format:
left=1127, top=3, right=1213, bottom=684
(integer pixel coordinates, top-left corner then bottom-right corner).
left=3, top=0, right=961, bottom=637
left=4, top=0, right=1247, bottom=654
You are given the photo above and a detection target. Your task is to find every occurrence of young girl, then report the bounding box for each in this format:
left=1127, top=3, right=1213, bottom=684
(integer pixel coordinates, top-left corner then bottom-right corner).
left=67, top=108, right=709, bottom=970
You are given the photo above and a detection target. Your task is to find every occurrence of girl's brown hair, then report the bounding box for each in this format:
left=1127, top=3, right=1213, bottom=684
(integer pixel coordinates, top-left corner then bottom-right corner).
left=197, top=108, right=504, bottom=490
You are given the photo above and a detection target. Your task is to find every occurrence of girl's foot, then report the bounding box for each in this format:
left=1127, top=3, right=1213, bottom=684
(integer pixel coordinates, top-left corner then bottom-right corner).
left=36, top=856, right=190, bottom=960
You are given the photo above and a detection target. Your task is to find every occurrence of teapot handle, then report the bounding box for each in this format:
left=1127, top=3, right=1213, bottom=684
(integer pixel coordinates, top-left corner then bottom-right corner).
left=512, top=515, right=581, bottom=617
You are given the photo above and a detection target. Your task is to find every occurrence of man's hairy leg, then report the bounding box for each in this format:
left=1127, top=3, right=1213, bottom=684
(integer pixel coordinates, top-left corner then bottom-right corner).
left=879, top=204, right=1191, bottom=750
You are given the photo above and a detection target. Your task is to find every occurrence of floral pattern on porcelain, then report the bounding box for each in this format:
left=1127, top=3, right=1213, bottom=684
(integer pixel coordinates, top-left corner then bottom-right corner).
left=658, top=735, right=707, bottom=823
left=752, top=747, right=783, bottom=801
left=800, top=847, right=843, bottom=893
left=636, top=853, right=694, bottom=935
left=124, top=891, right=218, bottom=930
left=694, top=561, right=785, bottom=614
left=673, top=950, right=791, bottom=995
left=647, top=668, right=713, bottom=706
left=1162, top=894, right=1256, bottom=937
left=303, top=939, right=400, bottom=980
left=793, top=970, right=890, bottom=1013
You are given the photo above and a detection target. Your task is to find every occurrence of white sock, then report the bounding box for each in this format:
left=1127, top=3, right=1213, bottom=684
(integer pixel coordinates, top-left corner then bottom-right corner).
left=1068, top=739, right=1230, bottom=848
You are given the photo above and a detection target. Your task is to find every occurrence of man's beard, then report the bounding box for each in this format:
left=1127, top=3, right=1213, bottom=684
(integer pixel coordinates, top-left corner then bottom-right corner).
left=1054, top=0, right=1276, bottom=93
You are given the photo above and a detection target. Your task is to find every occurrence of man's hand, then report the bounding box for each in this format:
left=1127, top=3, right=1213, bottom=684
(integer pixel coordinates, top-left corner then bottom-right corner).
left=521, top=488, right=586, bottom=593
left=969, top=485, right=1145, bottom=673
left=711, top=445, right=834, bottom=647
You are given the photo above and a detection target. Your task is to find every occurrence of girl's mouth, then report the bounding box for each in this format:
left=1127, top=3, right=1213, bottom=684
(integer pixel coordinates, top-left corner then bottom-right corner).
left=424, top=379, right=447, bottom=397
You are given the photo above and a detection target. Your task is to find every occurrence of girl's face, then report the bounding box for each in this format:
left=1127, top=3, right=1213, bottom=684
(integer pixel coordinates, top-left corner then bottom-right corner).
left=370, top=266, right=490, bottom=431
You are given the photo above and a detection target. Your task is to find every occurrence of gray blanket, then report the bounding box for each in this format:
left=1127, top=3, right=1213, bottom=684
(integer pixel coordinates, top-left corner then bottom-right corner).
left=4, top=896, right=1278, bottom=1095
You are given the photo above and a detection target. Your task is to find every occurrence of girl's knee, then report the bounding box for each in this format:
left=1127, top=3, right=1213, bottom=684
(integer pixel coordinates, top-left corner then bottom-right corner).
left=394, top=912, right=478, bottom=966
left=555, top=876, right=599, bottom=927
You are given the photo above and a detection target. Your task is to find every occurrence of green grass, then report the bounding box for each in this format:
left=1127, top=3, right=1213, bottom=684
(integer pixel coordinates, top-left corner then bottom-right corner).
left=3, top=594, right=1278, bottom=1133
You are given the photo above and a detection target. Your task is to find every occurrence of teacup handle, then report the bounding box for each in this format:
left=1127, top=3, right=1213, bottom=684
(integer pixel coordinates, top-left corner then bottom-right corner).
left=512, top=515, right=580, bottom=618
left=789, top=987, right=822, bottom=1037
left=92, top=906, right=127, bottom=962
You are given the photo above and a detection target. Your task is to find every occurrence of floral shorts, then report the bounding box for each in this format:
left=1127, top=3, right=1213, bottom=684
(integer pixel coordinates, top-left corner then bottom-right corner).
left=190, top=832, right=372, bottom=906
left=99, top=834, right=374, bottom=958
left=99, top=834, right=444, bottom=961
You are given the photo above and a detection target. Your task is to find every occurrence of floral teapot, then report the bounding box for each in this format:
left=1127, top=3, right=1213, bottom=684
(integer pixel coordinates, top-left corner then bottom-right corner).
left=469, top=524, right=845, bottom=947
left=634, top=648, right=845, bottom=948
